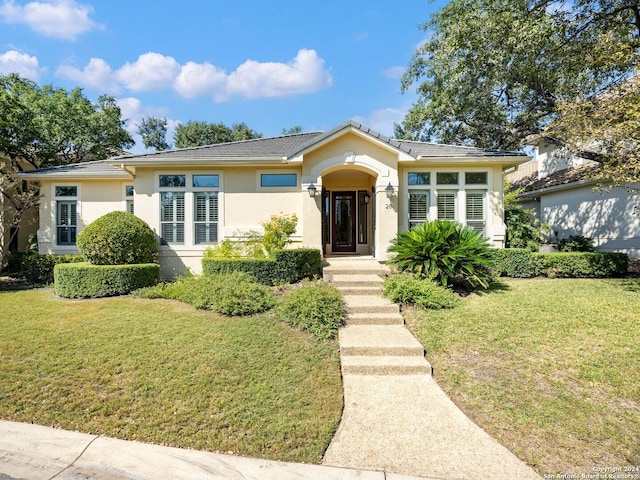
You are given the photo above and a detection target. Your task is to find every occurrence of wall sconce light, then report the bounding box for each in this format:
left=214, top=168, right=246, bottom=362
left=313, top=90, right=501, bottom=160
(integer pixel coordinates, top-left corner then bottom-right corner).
left=363, top=192, right=371, bottom=204
left=385, top=182, right=394, bottom=198
left=307, top=183, right=317, bottom=197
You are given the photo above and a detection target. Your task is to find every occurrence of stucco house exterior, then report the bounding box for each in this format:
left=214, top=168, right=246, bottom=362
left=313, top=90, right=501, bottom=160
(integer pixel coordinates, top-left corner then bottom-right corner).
left=21, top=120, right=528, bottom=279
left=506, top=136, right=640, bottom=258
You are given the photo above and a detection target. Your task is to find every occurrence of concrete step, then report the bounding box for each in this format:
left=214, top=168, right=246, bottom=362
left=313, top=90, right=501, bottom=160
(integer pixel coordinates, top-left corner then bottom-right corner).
left=339, top=325, right=425, bottom=357
left=341, top=355, right=432, bottom=376
left=346, top=312, right=404, bottom=326
left=331, top=274, right=383, bottom=288
left=343, top=295, right=399, bottom=314
left=336, top=286, right=383, bottom=296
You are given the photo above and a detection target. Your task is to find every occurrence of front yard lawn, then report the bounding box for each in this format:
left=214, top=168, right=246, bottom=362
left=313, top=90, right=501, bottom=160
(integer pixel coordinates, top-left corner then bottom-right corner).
left=405, top=277, right=640, bottom=476
left=0, top=284, right=343, bottom=463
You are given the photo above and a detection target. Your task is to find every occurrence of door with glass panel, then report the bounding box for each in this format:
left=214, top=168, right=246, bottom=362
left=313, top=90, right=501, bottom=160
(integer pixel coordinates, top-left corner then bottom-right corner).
left=332, top=191, right=356, bottom=252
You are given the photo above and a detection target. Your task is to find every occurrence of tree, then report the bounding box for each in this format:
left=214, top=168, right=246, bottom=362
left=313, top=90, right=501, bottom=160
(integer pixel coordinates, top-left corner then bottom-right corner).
left=0, top=73, right=134, bottom=266
left=137, top=116, right=171, bottom=151
left=282, top=126, right=303, bottom=135
left=397, top=0, right=639, bottom=154
left=173, top=120, right=262, bottom=148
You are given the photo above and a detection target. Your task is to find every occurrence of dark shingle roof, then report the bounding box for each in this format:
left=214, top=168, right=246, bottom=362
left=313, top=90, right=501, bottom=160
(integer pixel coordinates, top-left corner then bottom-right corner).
left=19, top=160, right=131, bottom=179
left=519, top=165, right=596, bottom=195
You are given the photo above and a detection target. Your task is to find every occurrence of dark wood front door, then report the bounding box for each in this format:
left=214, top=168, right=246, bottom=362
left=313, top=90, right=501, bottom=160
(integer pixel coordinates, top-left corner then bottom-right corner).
left=332, top=191, right=356, bottom=252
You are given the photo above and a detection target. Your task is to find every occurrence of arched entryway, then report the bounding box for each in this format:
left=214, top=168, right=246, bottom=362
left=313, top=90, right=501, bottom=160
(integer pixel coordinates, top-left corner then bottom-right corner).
left=321, top=168, right=376, bottom=255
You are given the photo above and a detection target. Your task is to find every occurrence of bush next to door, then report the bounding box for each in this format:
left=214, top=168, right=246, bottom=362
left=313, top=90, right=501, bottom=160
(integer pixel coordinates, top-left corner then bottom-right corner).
left=202, top=248, right=322, bottom=285
left=54, top=263, right=160, bottom=298
left=383, top=274, right=459, bottom=310
left=277, top=280, right=345, bottom=339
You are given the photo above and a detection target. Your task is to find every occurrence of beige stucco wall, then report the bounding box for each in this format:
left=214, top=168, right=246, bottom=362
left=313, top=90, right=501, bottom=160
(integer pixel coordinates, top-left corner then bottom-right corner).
left=38, top=179, right=131, bottom=255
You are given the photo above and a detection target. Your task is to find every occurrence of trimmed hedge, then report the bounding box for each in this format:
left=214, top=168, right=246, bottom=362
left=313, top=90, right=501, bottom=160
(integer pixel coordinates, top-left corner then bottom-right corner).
left=202, top=248, right=322, bottom=285
left=494, top=249, right=628, bottom=278
left=54, top=262, right=160, bottom=298
left=383, top=274, right=458, bottom=310
left=493, top=248, right=533, bottom=278
left=531, top=252, right=628, bottom=278
left=16, top=253, right=85, bottom=284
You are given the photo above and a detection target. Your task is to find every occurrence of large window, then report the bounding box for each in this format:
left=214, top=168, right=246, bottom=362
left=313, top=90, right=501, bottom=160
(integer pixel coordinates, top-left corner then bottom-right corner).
left=409, top=190, right=429, bottom=229
left=159, top=173, right=220, bottom=246
left=437, top=191, right=456, bottom=220
left=55, top=186, right=77, bottom=245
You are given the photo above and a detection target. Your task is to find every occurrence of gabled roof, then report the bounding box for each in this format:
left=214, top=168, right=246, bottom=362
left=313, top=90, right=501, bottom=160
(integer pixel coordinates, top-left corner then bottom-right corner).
left=20, top=120, right=528, bottom=177
left=517, top=165, right=597, bottom=197
left=18, top=160, right=132, bottom=180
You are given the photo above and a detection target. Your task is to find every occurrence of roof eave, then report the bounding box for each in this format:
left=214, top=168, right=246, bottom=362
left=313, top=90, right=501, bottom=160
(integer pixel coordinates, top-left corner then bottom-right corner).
left=108, top=157, right=289, bottom=167
left=519, top=178, right=597, bottom=198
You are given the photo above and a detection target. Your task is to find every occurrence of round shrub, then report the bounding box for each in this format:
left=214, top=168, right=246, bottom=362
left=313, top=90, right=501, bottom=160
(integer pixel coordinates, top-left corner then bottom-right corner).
left=383, top=274, right=458, bottom=310
left=277, top=280, right=345, bottom=339
left=76, top=211, right=157, bottom=265
left=387, top=220, right=496, bottom=290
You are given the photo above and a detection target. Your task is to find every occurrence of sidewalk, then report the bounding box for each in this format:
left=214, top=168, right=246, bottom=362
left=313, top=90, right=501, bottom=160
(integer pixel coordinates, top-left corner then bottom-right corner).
left=0, top=420, right=434, bottom=480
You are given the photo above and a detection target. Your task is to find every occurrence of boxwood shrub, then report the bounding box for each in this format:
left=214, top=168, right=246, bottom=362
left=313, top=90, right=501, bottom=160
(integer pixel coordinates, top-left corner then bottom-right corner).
left=201, top=248, right=322, bottom=285
left=54, top=262, right=160, bottom=298
left=17, top=253, right=85, bottom=284
left=493, top=248, right=533, bottom=278
left=383, top=274, right=458, bottom=310
left=531, top=252, right=628, bottom=278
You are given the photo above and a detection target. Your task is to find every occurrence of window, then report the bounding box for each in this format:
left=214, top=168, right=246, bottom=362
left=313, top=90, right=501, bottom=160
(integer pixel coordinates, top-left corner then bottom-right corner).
left=437, top=191, right=456, bottom=220
left=55, top=186, right=77, bottom=245
left=194, top=192, right=218, bottom=244
left=358, top=191, right=368, bottom=243
left=160, top=192, right=185, bottom=244
left=260, top=173, right=297, bottom=187
left=466, top=191, right=486, bottom=233
left=465, top=172, right=488, bottom=185
left=125, top=185, right=134, bottom=214
left=436, top=172, right=458, bottom=185
left=159, top=175, right=186, bottom=188
left=409, top=190, right=429, bottom=229
left=408, top=172, right=430, bottom=185
left=193, top=175, right=219, bottom=188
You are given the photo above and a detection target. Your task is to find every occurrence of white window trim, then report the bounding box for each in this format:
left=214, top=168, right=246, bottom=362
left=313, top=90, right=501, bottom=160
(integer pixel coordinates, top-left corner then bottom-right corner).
left=156, top=172, right=223, bottom=249
left=52, top=183, right=80, bottom=249
left=123, top=182, right=134, bottom=214
left=465, top=189, right=488, bottom=234
left=436, top=189, right=458, bottom=221
left=256, top=169, right=300, bottom=192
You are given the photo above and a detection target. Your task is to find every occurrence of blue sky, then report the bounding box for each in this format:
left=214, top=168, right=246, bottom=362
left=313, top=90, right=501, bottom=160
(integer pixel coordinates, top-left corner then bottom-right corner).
left=0, top=0, right=446, bottom=151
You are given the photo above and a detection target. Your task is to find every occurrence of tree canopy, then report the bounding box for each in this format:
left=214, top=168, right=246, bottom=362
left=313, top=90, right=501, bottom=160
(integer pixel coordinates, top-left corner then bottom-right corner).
left=1, top=73, right=134, bottom=265
left=173, top=120, right=262, bottom=148
left=137, top=116, right=171, bottom=151
left=396, top=0, right=640, bottom=157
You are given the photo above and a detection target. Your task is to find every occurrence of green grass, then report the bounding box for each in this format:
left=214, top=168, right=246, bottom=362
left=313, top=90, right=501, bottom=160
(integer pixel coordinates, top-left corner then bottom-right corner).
left=405, top=278, right=640, bottom=476
left=0, top=285, right=343, bottom=463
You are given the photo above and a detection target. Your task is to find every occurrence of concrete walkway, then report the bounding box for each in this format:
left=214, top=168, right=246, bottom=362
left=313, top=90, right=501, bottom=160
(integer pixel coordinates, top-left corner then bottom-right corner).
left=322, top=256, right=541, bottom=480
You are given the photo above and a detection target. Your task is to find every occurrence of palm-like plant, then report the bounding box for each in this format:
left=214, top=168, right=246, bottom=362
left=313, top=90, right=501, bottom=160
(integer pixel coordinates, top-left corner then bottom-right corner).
left=387, top=220, right=496, bottom=289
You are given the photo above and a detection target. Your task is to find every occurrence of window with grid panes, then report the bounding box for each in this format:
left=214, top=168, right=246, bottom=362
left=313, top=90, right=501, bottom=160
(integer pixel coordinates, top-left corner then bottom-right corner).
left=437, top=191, right=456, bottom=220
left=466, top=191, right=486, bottom=233
left=55, top=186, right=77, bottom=245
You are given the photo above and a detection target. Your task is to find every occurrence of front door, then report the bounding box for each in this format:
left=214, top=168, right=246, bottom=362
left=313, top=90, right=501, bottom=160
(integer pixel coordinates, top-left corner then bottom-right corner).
left=332, top=191, right=356, bottom=252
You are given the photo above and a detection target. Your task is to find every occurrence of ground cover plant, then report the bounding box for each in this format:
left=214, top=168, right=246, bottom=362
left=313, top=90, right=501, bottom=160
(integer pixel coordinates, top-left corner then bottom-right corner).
left=0, top=284, right=343, bottom=463
left=404, top=277, right=640, bottom=476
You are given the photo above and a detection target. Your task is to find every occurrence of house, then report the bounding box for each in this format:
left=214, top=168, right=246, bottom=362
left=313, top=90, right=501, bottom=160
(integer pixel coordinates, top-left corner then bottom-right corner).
left=506, top=137, right=640, bottom=257
left=21, top=120, right=528, bottom=279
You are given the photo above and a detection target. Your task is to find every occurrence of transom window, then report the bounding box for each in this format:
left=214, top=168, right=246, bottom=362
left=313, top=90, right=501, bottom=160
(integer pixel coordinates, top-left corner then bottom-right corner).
left=465, top=172, right=488, bottom=184
left=260, top=173, right=297, bottom=187
left=193, top=175, right=219, bottom=188
left=159, top=175, right=186, bottom=188
left=436, top=172, right=459, bottom=185
left=55, top=186, right=77, bottom=197
left=408, top=172, right=430, bottom=185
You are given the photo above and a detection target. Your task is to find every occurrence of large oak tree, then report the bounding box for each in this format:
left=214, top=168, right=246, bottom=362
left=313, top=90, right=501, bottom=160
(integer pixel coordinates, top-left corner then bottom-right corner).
left=396, top=0, right=639, bottom=185
left=0, top=73, right=134, bottom=265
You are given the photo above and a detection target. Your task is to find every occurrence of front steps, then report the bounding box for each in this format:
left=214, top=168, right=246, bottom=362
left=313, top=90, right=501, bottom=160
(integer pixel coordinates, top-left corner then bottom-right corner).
left=324, top=256, right=432, bottom=376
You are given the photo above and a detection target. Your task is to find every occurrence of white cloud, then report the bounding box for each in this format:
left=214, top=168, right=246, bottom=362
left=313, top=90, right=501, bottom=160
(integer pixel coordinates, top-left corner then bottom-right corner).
left=225, top=49, right=332, bottom=100
left=383, top=66, right=405, bottom=80
left=58, top=49, right=332, bottom=101
left=0, top=49, right=43, bottom=80
left=56, top=57, right=119, bottom=93
left=115, top=52, right=181, bottom=92
left=174, top=61, right=227, bottom=98
left=353, top=107, right=406, bottom=137
left=0, top=0, right=103, bottom=41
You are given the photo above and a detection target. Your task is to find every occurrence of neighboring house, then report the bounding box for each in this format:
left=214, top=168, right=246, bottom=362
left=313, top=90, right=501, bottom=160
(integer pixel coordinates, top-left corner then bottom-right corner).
left=506, top=136, right=640, bottom=258
left=21, top=120, right=528, bottom=279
